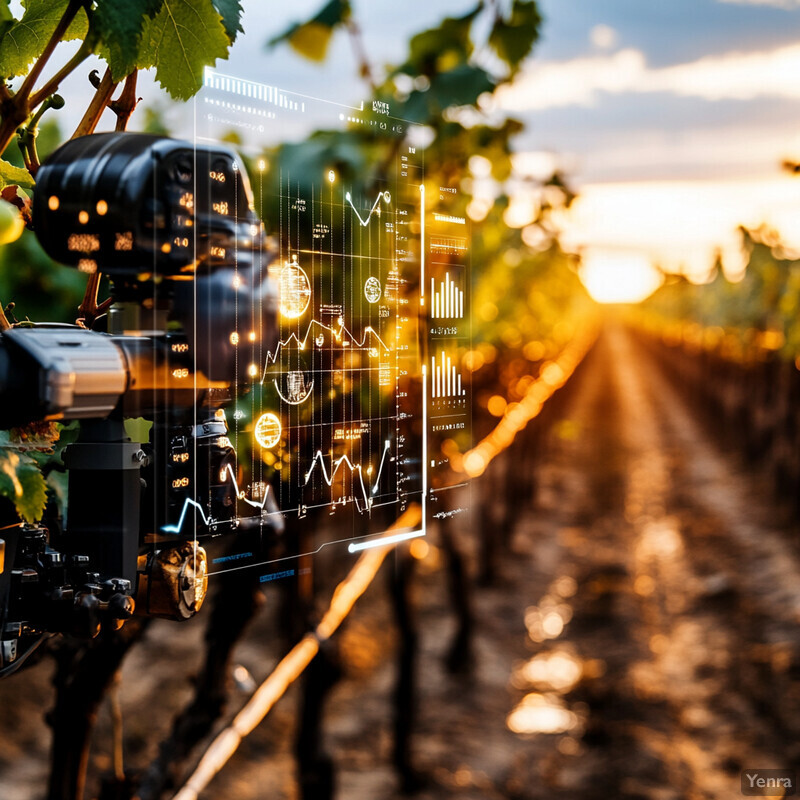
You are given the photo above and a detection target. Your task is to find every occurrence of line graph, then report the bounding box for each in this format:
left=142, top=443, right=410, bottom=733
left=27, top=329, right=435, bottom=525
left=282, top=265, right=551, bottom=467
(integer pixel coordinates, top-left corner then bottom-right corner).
left=303, top=440, right=393, bottom=513
left=261, top=318, right=391, bottom=375
left=345, top=190, right=391, bottom=227
left=162, top=464, right=274, bottom=535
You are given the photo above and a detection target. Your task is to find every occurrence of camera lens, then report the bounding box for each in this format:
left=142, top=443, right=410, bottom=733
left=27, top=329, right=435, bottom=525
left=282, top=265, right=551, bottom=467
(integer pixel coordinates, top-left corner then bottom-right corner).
left=32, top=133, right=261, bottom=277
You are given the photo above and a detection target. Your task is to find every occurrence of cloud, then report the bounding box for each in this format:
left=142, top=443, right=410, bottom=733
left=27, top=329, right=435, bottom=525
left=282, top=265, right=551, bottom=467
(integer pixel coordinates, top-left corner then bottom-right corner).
left=555, top=176, right=800, bottom=281
left=495, top=42, right=800, bottom=111
left=590, top=24, right=618, bottom=50
left=560, top=122, right=800, bottom=183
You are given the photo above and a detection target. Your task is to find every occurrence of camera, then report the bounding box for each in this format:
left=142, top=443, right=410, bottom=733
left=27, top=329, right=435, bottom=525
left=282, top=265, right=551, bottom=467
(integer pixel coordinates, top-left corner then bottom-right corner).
left=0, top=133, right=279, bottom=677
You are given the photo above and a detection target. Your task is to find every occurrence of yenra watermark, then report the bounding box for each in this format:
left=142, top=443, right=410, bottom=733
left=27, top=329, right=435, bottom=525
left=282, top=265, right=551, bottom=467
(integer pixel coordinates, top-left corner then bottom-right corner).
left=741, top=769, right=796, bottom=796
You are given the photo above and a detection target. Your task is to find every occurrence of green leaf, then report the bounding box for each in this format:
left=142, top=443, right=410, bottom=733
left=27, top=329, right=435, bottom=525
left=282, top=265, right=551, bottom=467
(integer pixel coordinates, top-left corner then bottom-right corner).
left=400, top=64, right=495, bottom=121
left=211, top=0, right=243, bottom=44
left=138, top=0, right=231, bottom=101
left=489, top=0, right=541, bottom=74
left=0, top=0, right=13, bottom=41
left=0, top=158, right=34, bottom=190
left=124, top=417, right=153, bottom=443
left=431, top=63, right=494, bottom=108
left=308, top=0, right=351, bottom=28
left=45, top=469, right=67, bottom=519
left=0, top=0, right=89, bottom=79
left=0, top=449, right=47, bottom=523
left=93, top=0, right=163, bottom=81
left=268, top=0, right=350, bottom=63
left=400, top=4, right=481, bottom=76
left=276, top=130, right=367, bottom=188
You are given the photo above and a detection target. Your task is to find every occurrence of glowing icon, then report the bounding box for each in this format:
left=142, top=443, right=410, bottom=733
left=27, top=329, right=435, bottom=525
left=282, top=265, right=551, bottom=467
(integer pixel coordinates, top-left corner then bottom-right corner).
left=274, top=370, right=314, bottom=405
left=328, top=169, right=335, bottom=183
left=364, top=276, right=382, bottom=304
left=254, top=412, right=282, bottom=449
left=279, top=254, right=311, bottom=319
left=287, top=371, right=310, bottom=402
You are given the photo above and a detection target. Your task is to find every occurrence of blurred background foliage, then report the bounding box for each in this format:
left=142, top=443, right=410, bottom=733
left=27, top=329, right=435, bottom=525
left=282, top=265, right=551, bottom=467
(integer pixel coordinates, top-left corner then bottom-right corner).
left=0, top=118, right=89, bottom=324
left=260, top=0, right=596, bottom=423
left=632, top=225, right=800, bottom=366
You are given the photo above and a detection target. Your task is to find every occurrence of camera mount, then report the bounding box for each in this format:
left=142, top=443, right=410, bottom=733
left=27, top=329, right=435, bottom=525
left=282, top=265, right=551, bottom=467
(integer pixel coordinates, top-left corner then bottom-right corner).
left=0, top=133, right=280, bottom=677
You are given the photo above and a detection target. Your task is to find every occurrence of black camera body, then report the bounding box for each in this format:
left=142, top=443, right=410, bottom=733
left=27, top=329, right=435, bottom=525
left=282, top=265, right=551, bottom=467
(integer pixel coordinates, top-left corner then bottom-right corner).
left=0, top=133, right=280, bottom=676
left=33, top=132, right=256, bottom=276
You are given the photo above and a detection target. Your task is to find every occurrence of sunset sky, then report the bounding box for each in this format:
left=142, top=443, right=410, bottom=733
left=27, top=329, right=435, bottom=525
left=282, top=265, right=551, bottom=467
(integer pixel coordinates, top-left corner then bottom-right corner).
left=506, top=0, right=800, bottom=300
left=39, top=0, right=800, bottom=302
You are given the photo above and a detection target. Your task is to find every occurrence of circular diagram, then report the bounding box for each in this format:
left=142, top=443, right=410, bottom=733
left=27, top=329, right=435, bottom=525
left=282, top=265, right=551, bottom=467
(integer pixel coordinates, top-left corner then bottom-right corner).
left=364, top=276, right=382, bottom=304
left=254, top=412, right=282, bottom=449
left=274, top=369, right=314, bottom=405
left=279, top=255, right=311, bottom=318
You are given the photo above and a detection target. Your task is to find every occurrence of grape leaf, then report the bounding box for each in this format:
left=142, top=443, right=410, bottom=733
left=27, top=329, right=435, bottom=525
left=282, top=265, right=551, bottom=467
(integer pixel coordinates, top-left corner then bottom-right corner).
left=46, top=469, right=67, bottom=519
left=211, top=0, right=243, bottom=44
left=0, top=449, right=47, bottom=523
left=138, top=0, right=231, bottom=101
left=93, top=0, right=163, bottom=81
left=0, top=0, right=89, bottom=79
left=124, top=417, right=153, bottom=444
left=489, top=0, right=541, bottom=74
left=431, top=63, right=494, bottom=108
left=398, top=4, right=481, bottom=76
left=0, top=158, right=34, bottom=190
left=0, top=0, right=12, bottom=40
left=401, top=64, right=495, bottom=121
left=409, top=3, right=482, bottom=68
left=267, top=0, right=350, bottom=63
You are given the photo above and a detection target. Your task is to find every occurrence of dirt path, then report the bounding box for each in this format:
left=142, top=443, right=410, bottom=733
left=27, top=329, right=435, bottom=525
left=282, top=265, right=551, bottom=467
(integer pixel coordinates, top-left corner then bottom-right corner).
left=323, top=323, right=800, bottom=800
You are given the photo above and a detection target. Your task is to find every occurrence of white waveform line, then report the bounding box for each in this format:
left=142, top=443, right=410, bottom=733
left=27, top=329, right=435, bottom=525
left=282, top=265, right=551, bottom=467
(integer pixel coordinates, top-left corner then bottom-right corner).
left=348, top=530, right=424, bottom=553
left=345, top=190, right=390, bottom=227
left=162, top=464, right=272, bottom=534
left=304, top=440, right=393, bottom=513
left=261, top=318, right=390, bottom=376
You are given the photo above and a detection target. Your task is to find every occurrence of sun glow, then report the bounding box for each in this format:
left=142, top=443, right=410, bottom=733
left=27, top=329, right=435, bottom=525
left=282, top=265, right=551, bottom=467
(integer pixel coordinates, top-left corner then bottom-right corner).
left=580, top=250, right=663, bottom=304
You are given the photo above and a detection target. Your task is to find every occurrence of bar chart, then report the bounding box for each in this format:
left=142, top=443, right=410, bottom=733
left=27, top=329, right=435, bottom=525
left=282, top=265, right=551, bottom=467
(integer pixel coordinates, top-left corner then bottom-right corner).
left=431, top=351, right=466, bottom=399
left=203, top=68, right=305, bottom=112
left=430, top=272, right=464, bottom=320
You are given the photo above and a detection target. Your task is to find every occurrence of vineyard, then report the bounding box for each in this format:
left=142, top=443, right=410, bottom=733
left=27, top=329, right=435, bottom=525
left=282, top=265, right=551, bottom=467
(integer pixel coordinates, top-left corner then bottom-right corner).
left=1, top=1, right=800, bottom=799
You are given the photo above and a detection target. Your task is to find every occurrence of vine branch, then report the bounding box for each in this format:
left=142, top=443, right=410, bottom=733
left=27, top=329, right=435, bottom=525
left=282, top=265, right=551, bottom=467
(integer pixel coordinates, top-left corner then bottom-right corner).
left=17, top=0, right=83, bottom=103
left=0, top=0, right=85, bottom=155
left=76, top=270, right=112, bottom=329
left=109, top=71, right=140, bottom=132
left=345, top=18, right=377, bottom=92
left=72, top=68, right=118, bottom=139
